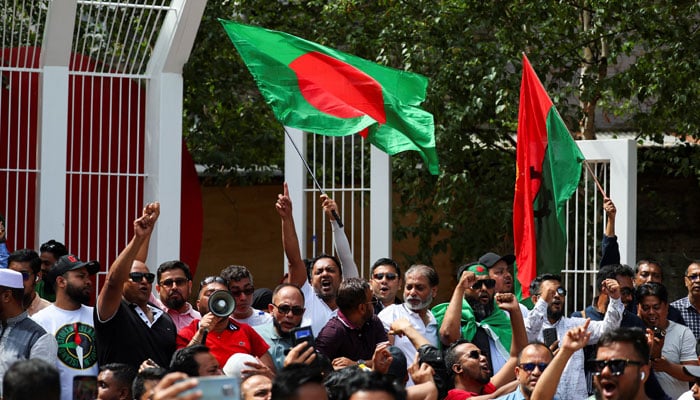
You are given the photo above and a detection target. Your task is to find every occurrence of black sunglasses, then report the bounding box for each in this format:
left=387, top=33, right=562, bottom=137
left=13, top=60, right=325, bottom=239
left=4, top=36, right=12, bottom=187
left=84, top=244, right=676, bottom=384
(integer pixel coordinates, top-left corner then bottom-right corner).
left=160, top=278, right=189, bottom=287
left=230, top=287, right=255, bottom=297
left=587, top=359, right=643, bottom=376
left=272, top=303, right=305, bottom=316
left=471, top=279, right=496, bottom=290
left=464, top=350, right=482, bottom=360
left=129, top=272, right=155, bottom=284
left=519, top=362, right=548, bottom=373
left=373, top=272, right=398, bottom=281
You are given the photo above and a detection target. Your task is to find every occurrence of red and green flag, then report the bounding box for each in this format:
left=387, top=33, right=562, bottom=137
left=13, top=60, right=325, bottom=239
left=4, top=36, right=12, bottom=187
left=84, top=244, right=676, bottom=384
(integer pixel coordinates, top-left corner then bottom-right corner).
left=513, top=54, right=584, bottom=297
left=219, top=19, right=439, bottom=175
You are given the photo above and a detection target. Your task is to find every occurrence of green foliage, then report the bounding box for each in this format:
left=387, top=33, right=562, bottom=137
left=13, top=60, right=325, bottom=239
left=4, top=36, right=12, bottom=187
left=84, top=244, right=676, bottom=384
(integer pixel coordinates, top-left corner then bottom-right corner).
left=183, top=1, right=700, bottom=262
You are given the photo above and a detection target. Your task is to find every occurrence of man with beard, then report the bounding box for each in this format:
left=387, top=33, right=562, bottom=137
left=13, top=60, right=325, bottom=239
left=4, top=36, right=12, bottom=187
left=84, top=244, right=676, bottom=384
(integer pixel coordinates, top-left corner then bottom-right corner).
left=525, top=273, right=623, bottom=400
left=94, top=202, right=177, bottom=369
left=315, top=278, right=388, bottom=369
left=434, top=263, right=513, bottom=375
left=32, top=254, right=100, bottom=400
left=370, top=258, right=403, bottom=314
left=7, top=249, right=50, bottom=316
left=276, top=183, right=359, bottom=336
left=36, top=240, right=69, bottom=302
left=153, top=260, right=200, bottom=331
left=378, top=264, right=440, bottom=370
left=257, top=283, right=310, bottom=371
left=443, top=292, right=527, bottom=399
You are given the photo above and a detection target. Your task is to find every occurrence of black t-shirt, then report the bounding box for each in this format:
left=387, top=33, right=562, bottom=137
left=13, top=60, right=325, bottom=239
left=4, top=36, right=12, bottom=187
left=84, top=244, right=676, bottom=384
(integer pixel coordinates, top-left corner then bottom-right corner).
left=94, top=300, right=176, bottom=369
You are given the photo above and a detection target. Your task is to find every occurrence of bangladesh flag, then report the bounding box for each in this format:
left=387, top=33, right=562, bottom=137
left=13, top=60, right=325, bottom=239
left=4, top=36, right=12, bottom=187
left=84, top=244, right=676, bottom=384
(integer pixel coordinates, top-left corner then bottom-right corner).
left=513, top=55, right=584, bottom=297
left=219, top=20, right=439, bottom=175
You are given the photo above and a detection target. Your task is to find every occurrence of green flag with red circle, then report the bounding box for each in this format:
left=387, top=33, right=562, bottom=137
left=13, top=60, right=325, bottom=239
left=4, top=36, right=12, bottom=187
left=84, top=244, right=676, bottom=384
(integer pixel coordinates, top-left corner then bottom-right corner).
left=219, top=19, right=439, bottom=175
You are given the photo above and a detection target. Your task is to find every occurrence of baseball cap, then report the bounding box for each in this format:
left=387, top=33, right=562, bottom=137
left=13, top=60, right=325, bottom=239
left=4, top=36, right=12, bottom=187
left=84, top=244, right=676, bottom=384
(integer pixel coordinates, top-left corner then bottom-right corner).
left=48, top=255, right=100, bottom=288
left=479, top=252, right=515, bottom=269
left=456, top=262, right=489, bottom=280
left=0, top=269, right=24, bottom=289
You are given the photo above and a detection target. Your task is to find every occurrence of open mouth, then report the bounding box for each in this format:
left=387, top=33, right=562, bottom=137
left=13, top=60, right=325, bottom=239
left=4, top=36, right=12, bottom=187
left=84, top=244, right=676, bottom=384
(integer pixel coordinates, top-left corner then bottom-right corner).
left=321, top=279, right=332, bottom=291
left=599, top=380, right=617, bottom=398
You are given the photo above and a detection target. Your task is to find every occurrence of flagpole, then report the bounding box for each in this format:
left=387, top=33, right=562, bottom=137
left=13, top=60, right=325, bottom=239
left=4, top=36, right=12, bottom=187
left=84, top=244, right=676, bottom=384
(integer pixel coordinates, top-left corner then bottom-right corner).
left=283, top=127, right=344, bottom=227
left=583, top=160, right=608, bottom=199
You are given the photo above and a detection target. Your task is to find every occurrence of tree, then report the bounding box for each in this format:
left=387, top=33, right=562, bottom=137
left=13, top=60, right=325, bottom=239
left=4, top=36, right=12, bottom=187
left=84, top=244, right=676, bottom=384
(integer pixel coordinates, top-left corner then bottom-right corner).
left=182, top=1, right=700, bottom=263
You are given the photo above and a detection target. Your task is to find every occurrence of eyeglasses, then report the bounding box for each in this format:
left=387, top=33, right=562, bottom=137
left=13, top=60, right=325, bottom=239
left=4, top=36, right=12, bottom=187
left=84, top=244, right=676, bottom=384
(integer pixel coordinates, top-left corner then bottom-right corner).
left=471, top=279, right=496, bottom=290
left=556, top=287, right=567, bottom=296
left=272, top=303, right=305, bottom=316
left=129, top=272, right=155, bottom=284
left=160, top=278, right=188, bottom=287
left=230, top=287, right=255, bottom=297
left=587, top=359, right=643, bottom=376
left=373, top=272, right=398, bottom=281
left=458, top=350, right=482, bottom=361
left=519, top=362, right=548, bottom=373
left=19, top=271, right=32, bottom=281
left=199, top=276, right=228, bottom=291
left=687, top=274, right=700, bottom=281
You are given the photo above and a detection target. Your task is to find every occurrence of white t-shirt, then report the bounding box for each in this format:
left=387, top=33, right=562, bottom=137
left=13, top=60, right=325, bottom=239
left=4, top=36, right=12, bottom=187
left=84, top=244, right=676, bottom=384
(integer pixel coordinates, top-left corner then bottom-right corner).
left=301, top=281, right=337, bottom=336
left=32, top=305, right=98, bottom=400
left=656, top=320, right=698, bottom=399
left=234, top=308, right=273, bottom=327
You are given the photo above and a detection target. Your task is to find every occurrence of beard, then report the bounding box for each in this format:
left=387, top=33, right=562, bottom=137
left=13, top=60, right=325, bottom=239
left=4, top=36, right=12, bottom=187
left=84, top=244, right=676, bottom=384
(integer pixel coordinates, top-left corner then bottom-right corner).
left=273, top=318, right=295, bottom=339
left=165, top=295, right=186, bottom=310
left=405, top=294, right=433, bottom=312
left=467, top=297, right=494, bottom=322
left=547, top=307, right=563, bottom=322
left=66, top=282, right=91, bottom=305
left=22, top=292, right=33, bottom=309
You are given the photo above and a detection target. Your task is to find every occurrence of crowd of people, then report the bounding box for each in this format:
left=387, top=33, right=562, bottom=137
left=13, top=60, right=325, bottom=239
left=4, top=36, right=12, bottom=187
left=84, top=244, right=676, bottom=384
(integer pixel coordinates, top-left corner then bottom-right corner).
left=1, top=190, right=700, bottom=400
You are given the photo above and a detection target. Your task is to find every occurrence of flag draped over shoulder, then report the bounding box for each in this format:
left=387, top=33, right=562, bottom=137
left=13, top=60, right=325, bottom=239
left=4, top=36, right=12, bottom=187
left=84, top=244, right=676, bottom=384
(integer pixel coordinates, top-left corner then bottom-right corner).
left=432, top=300, right=512, bottom=355
left=513, top=55, right=584, bottom=297
left=219, top=19, right=439, bottom=175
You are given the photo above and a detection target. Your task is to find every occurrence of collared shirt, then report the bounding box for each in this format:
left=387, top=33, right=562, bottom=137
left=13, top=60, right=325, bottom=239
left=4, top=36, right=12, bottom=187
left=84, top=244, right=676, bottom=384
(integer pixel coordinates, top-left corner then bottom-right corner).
left=131, top=303, right=165, bottom=328
left=256, top=322, right=292, bottom=372
left=315, top=310, right=388, bottom=362
left=234, top=309, right=272, bottom=327
left=150, top=295, right=201, bottom=331
left=28, top=293, right=52, bottom=317
left=525, top=297, right=623, bottom=400
left=493, top=385, right=560, bottom=400
left=378, top=303, right=439, bottom=367
left=670, top=296, right=700, bottom=339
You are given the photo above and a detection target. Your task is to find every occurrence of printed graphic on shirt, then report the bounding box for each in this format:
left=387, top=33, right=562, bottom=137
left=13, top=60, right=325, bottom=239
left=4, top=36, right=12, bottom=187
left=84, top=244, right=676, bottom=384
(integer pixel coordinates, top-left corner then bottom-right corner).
left=55, top=322, right=97, bottom=370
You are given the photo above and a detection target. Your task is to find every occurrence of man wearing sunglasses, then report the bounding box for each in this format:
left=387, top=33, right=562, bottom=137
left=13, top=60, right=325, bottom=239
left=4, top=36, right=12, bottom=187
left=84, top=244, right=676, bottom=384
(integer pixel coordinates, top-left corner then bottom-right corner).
left=257, top=283, right=309, bottom=371
left=95, top=202, right=177, bottom=370
left=435, top=263, right=513, bottom=375
left=369, top=257, right=403, bottom=314
left=671, top=261, right=700, bottom=340
left=153, top=260, right=200, bottom=331
left=220, top=265, right=272, bottom=327
left=637, top=282, right=698, bottom=399
left=7, top=249, right=50, bottom=316
left=525, top=273, right=623, bottom=400
left=494, top=343, right=556, bottom=400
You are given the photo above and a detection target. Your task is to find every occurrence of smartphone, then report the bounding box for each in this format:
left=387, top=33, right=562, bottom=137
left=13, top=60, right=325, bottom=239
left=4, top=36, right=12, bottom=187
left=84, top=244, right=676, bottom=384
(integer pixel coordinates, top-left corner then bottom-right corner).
left=179, top=376, right=240, bottom=400
left=73, top=375, right=97, bottom=400
left=543, top=327, right=558, bottom=347
left=291, top=325, right=315, bottom=348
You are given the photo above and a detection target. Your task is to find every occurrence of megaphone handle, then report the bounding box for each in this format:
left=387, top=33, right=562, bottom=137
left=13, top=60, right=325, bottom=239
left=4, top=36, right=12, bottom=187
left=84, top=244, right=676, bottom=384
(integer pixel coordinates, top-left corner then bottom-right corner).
left=201, top=329, right=208, bottom=346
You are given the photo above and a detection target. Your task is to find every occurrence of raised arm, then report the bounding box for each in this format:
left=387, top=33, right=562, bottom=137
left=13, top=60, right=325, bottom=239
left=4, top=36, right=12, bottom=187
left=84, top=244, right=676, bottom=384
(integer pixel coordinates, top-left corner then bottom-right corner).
left=530, top=320, right=591, bottom=400
left=491, top=292, right=527, bottom=387
left=97, top=202, right=159, bottom=321
left=439, top=270, right=474, bottom=345
left=600, top=198, right=620, bottom=267
left=276, top=183, right=307, bottom=288
left=321, top=194, right=358, bottom=279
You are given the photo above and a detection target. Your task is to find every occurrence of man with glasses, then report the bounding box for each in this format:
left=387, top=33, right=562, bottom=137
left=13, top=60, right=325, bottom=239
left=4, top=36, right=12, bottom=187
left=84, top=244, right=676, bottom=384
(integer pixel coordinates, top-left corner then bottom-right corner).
left=36, top=240, right=69, bottom=302
left=176, top=276, right=275, bottom=373
left=435, top=263, right=514, bottom=375
left=637, top=282, right=698, bottom=399
left=671, top=261, right=700, bottom=340
left=525, top=273, right=623, bottom=400
left=257, top=283, right=309, bottom=371
left=153, top=260, right=200, bottom=331
left=94, top=202, right=177, bottom=369
left=494, top=343, right=556, bottom=400
left=32, top=254, right=100, bottom=400
left=369, top=258, right=403, bottom=314
left=443, top=292, right=527, bottom=399
left=220, top=265, right=272, bottom=327
left=7, top=249, right=50, bottom=316
left=315, top=277, right=388, bottom=368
